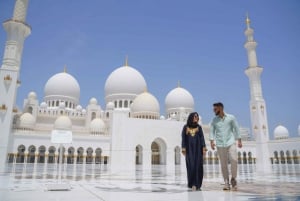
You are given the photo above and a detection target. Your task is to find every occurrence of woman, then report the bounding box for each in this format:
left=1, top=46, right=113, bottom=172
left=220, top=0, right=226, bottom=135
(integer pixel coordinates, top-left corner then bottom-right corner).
left=181, top=112, right=207, bottom=191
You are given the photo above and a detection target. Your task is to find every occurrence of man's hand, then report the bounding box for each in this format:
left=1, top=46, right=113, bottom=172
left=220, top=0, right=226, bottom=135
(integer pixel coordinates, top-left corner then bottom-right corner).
left=237, top=139, right=242, bottom=148
left=210, top=140, right=216, bottom=150
left=182, top=149, right=186, bottom=156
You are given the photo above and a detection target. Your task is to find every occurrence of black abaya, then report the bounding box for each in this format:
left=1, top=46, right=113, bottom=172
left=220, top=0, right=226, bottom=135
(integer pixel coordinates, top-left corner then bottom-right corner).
left=181, top=125, right=206, bottom=189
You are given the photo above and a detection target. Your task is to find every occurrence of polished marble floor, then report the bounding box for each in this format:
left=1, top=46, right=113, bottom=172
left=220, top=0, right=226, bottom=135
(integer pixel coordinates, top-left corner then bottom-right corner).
left=0, top=164, right=300, bottom=201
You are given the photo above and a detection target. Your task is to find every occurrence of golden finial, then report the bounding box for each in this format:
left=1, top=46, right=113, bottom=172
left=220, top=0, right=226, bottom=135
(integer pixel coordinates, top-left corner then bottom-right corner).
left=144, top=86, right=148, bottom=93
left=177, top=80, right=181, bottom=88
left=63, top=65, right=67, bottom=73
left=125, top=55, right=128, bottom=66
left=246, top=12, right=251, bottom=27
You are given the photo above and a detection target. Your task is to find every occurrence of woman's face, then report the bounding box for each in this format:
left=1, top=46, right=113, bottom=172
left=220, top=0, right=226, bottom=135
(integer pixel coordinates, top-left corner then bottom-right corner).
left=193, top=114, right=199, bottom=123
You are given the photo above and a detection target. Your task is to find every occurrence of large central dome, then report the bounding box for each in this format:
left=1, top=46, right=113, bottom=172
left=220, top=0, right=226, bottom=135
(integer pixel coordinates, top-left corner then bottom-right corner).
left=104, top=65, right=147, bottom=105
left=44, top=71, right=80, bottom=107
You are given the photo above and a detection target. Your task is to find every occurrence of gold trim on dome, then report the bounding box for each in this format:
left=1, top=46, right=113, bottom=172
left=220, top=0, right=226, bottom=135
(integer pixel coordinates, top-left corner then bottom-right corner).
left=177, top=80, right=181, bottom=88
left=63, top=65, right=67, bottom=73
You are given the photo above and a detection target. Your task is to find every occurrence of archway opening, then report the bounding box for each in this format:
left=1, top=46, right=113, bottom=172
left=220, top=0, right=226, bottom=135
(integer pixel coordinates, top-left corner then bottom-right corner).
left=238, top=152, right=242, bottom=164
left=48, top=146, right=56, bottom=163
left=274, top=151, right=279, bottom=164
left=38, top=146, right=46, bottom=163
left=136, top=145, right=143, bottom=165
left=77, top=147, right=84, bottom=164
left=208, top=151, right=213, bottom=165
left=58, top=146, right=66, bottom=163
left=151, top=138, right=166, bottom=165
left=86, top=147, right=93, bottom=164
left=286, top=150, right=292, bottom=164
left=248, top=152, right=253, bottom=164
left=16, top=145, right=26, bottom=163
left=174, top=146, right=181, bottom=165
left=28, top=145, right=36, bottom=163
left=95, top=148, right=102, bottom=164
left=243, top=151, right=247, bottom=164
left=67, top=147, right=75, bottom=164
left=280, top=150, right=285, bottom=164
left=293, top=150, right=298, bottom=164
left=214, top=151, right=219, bottom=164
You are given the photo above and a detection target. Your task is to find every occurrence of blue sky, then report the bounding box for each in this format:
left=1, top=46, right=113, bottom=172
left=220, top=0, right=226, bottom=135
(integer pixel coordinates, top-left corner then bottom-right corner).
left=0, top=0, right=299, bottom=138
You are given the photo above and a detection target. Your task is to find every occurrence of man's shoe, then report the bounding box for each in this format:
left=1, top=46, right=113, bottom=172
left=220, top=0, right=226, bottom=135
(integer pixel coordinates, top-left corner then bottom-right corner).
left=231, top=178, right=237, bottom=191
left=223, top=183, right=230, bottom=191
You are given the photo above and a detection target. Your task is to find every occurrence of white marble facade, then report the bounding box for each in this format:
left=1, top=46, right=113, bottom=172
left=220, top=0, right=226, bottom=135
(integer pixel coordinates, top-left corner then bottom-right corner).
left=1, top=0, right=300, bottom=175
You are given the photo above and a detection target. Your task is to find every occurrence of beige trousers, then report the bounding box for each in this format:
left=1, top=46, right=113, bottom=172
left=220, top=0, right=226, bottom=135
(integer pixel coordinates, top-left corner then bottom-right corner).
left=217, top=144, right=238, bottom=182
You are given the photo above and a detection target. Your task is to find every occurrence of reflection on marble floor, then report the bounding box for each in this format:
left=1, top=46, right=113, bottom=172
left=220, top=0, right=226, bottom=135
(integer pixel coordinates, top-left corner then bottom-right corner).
left=0, top=164, right=300, bottom=201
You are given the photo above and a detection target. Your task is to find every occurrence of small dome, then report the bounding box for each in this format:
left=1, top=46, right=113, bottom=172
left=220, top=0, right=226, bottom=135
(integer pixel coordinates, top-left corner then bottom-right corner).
left=131, top=91, right=160, bottom=119
left=160, top=115, right=165, bottom=120
left=28, top=91, right=37, bottom=99
left=104, top=65, right=147, bottom=103
left=90, top=118, right=106, bottom=134
left=89, top=98, right=98, bottom=105
left=106, top=102, right=115, bottom=110
left=274, top=125, right=289, bottom=140
left=44, top=72, right=80, bottom=103
left=82, top=109, right=87, bottom=115
left=165, top=86, right=194, bottom=112
left=76, top=105, right=82, bottom=111
left=40, top=102, right=47, bottom=108
left=54, top=116, right=72, bottom=130
left=19, top=113, right=36, bottom=129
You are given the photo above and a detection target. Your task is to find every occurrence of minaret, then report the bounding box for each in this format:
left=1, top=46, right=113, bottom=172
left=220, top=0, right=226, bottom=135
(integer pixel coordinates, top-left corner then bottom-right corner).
left=244, top=15, right=271, bottom=173
left=0, top=0, right=31, bottom=172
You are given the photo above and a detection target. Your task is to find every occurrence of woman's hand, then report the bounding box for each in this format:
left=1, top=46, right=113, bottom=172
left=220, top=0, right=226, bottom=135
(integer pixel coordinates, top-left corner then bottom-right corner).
left=182, top=148, right=186, bottom=156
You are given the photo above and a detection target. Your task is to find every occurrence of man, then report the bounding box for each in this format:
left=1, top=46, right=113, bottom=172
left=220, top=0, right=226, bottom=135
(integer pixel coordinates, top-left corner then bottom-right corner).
left=209, top=102, right=242, bottom=190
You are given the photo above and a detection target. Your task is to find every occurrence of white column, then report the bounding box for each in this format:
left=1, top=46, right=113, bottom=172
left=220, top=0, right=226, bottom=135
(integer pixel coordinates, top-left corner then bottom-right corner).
left=244, top=16, right=271, bottom=173
left=0, top=0, right=31, bottom=173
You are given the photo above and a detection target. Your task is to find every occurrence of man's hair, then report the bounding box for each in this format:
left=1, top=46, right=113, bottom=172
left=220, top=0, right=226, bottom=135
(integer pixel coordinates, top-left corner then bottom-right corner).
left=213, top=102, right=224, bottom=108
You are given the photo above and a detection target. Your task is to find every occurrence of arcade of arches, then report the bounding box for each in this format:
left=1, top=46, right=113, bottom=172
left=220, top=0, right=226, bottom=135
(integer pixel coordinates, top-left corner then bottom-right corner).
left=9, top=144, right=300, bottom=166
left=8, top=145, right=108, bottom=165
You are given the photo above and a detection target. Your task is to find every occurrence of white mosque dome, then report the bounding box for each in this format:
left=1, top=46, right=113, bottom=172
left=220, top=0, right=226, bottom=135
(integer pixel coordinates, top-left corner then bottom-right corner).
left=165, top=86, right=194, bottom=111
left=19, top=113, right=36, bottom=130
left=90, top=118, right=106, bottom=134
left=131, top=91, right=160, bottom=119
left=89, top=98, right=98, bottom=105
left=160, top=115, right=166, bottom=120
left=104, top=65, right=147, bottom=103
left=76, top=105, right=82, bottom=111
left=274, top=125, right=289, bottom=140
left=54, top=116, right=72, bottom=130
left=28, top=91, right=37, bottom=99
left=44, top=72, right=80, bottom=103
left=40, top=102, right=47, bottom=108
left=106, top=101, right=115, bottom=110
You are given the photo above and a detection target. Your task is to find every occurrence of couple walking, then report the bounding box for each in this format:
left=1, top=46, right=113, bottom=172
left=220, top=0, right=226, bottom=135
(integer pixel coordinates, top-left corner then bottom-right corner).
left=181, top=102, right=242, bottom=191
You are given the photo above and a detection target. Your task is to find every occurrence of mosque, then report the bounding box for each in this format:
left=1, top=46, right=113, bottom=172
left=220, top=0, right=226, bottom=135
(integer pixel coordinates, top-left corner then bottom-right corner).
left=0, top=0, right=299, bottom=174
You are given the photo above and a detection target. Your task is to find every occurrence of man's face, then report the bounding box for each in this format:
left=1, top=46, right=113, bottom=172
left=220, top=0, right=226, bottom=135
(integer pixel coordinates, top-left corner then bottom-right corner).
left=213, top=106, right=221, bottom=116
